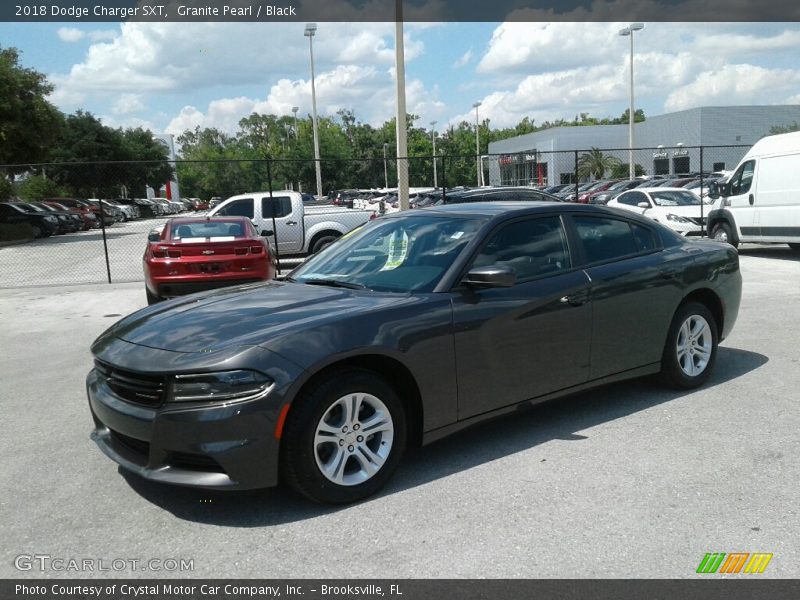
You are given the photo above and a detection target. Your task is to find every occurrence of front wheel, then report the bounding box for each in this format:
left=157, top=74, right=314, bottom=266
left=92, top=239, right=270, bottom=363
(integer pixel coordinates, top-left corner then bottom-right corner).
left=711, top=222, right=738, bottom=249
left=280, top=369, right=407, bottom=504
left=659, top=301, right=718, bottom=389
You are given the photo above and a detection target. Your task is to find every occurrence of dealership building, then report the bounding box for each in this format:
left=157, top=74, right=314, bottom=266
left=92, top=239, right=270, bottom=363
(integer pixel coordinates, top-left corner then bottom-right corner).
left=486, top=105, right=800, bottom=186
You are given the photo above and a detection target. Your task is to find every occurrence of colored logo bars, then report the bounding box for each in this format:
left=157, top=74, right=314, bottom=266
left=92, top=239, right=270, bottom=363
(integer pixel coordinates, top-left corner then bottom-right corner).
left=697, top=553, right=773, bottom=574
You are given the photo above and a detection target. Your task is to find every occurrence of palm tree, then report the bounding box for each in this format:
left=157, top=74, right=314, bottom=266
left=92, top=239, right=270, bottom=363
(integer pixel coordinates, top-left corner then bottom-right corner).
left=577, top=148, right=621, bottom=180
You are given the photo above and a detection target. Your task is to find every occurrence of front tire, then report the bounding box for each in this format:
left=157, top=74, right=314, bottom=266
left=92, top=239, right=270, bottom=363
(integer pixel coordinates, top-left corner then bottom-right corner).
left=280, top=368, right=407, bottom=504
left=145, top=287, right=160, bottom=305
left=659, top=301, right=718, bottom=389
left=711, top=222, right=738, bottom=249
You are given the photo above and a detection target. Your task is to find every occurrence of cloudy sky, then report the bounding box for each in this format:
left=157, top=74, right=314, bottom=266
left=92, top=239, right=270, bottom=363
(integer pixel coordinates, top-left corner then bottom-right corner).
left=2, top=21, right=799, bottom=137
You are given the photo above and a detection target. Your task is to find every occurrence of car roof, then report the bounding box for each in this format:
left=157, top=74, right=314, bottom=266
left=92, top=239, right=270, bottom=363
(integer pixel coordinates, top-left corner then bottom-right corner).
left=168, top=216, right=251, bottom=225
left=407, top=201, right=598, bottom=217
left=639, top=187, right=698, bottom=193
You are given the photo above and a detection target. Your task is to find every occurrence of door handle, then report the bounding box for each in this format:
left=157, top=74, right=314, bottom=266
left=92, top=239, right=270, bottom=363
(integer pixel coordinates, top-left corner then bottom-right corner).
left=286, top=220, right=298, bottom=226
left=749, top=194, right=754, bottom=205
left=560, top=295, right=587, bottom=307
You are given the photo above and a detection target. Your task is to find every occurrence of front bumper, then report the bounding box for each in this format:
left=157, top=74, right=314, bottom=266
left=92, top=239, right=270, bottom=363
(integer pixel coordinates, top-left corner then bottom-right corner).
left=86, top=342, right=302, bottom=490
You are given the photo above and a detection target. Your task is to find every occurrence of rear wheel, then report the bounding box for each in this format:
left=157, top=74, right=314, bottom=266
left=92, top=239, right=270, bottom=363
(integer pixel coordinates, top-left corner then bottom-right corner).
left=311, top=233, right=340, bottom=254
left=711, top=222, right=738, bottom=249
left=659, top=301, right=718, bottom=389
left=145, top=288, right=160, bottom=305
left=280, top=368, right=407, bottom=504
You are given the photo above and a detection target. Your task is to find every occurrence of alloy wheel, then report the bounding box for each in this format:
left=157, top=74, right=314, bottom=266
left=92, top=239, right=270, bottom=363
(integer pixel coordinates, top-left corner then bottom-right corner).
left=676, top=315, right=713, bottom=377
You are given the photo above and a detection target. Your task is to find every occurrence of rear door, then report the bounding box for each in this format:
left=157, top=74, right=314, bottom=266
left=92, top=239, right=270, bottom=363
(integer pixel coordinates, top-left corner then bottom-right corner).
left=452, top=215, right=592, bottom=419
left=567, top=214, right=684, bottom=379
left=261, top=195, right=303, bottom=253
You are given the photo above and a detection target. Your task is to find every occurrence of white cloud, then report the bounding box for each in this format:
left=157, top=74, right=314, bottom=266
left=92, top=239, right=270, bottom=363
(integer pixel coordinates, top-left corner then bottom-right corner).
left=112, top=94, right=146, bottom=115
left=453, top=49, right=473, bottom=69
left=57, top=27, right=85, bottom=43
left=665, top=65, right=800, bottom=112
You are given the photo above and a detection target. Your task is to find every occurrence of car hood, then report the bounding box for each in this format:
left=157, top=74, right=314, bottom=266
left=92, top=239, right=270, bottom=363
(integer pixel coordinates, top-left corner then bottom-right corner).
left=107, top=281, right=409, bottom=353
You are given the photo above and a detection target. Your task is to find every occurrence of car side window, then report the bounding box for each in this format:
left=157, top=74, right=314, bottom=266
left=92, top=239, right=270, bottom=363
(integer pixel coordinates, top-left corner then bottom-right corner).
left=261, top=196, right=292, bottom=219
left=619, top=191, right=647, bottom=206
left=574, top=216, right=656, bottom=263
left=729, top=160, right=755, bottom=196
left=217, top=199, right=254, bottom=218
left=472, top=216, right=570, bottom=281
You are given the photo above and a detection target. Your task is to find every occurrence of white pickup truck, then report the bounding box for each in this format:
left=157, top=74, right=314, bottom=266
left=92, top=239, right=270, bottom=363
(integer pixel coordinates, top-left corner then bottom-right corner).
left=208, top=190, right=375, bottom=255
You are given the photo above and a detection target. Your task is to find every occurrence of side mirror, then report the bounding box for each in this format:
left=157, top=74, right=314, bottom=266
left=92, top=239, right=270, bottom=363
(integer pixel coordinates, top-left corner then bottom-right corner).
left=463, top=265, right=516, bottom=288
left=261, top=229, right=274, bottom=237
left=147, top=231, right=160, bottom=242
left=637, top=202, right=650, bottom=209
left=707, top=181, right=720, bottom=199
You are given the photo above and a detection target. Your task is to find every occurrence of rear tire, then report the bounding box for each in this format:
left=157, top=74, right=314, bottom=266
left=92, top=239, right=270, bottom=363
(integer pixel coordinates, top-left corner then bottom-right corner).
left=659, top=301, right=718, bottom=389
left=311, top=233, right=340, bottom=254
left=280, top=368, right=407, bottom=504
left=711, top=222, right=738, bottom=249
left=145, top=288, right=160, bottom=305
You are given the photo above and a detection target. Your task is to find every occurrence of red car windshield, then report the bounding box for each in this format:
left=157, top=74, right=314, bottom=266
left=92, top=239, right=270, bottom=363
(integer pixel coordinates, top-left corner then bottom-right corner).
left=170, top=220, right=250, bottom=241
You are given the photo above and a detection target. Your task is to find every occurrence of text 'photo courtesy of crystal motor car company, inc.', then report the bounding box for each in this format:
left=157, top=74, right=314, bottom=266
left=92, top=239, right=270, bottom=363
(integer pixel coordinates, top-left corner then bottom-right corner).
left=86, top=202, right=741, bottom=504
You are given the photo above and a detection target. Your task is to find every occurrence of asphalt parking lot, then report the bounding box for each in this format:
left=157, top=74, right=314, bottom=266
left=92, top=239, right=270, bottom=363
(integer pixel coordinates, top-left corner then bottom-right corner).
left=0, top=245, right=798, bottom=579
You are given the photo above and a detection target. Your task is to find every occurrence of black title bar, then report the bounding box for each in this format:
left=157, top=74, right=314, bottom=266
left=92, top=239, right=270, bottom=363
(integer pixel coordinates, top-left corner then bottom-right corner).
left=2, top=0, right=800, bottom=22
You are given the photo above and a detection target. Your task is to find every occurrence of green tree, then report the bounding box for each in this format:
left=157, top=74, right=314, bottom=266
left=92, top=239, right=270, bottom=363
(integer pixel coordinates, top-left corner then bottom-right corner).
left=0, top=47, right=63, bottom=168
left=768, top=122, right=799, bottom=135
left=578, top=148, right=621, bottom=180
left=17, top=175, right=65, bottom=200
left=610, top=162, right=645, bottom=178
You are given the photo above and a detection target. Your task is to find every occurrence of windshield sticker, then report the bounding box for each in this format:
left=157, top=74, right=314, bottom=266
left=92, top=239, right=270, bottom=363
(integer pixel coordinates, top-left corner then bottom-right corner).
left=451, top=231, right=465, bottom=239
left=381, top=231, right=409, bottom=271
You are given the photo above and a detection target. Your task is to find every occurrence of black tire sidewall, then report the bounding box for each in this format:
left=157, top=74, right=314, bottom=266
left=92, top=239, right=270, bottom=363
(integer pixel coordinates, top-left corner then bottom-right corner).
left=661, top=301, right=719, bottom=389
left=311, top=235, right=339, bottom=254
left=712, top=222, right=738, bottom=248
left=281, top=369, right=407, bottom=504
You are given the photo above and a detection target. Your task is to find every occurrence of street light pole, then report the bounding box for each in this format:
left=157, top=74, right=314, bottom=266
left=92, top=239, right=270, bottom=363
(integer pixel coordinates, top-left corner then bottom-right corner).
left=383, top=143, right=389, bottom=189
left=619, top=22, right=644, bottom=180
left=394, top=6, right=409, bottom=211
left=430, top=120, right=438, bottom=188
left=472, top=102, right=482, bottom=186
left=304, top=23, right=323, bottom=198
left=291, top=106, right=299, bottom=140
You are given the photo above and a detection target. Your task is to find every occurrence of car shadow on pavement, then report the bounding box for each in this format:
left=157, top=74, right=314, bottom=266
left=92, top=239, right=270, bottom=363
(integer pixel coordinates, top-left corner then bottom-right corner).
left=29, top=230, right=141, bottom=245
left=738, top=246, right=800, bottom=262
left=121, top=346, right=767, bottom=526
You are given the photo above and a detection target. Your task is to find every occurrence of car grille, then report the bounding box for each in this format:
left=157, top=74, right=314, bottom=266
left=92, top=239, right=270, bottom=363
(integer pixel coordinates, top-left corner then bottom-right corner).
left=94, top=360, right=166, bottom=407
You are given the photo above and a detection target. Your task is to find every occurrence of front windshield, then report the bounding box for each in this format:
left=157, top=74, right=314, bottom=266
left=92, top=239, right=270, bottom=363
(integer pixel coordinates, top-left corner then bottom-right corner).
left=651, top=191, right=701, bottom=206
left=290, top=213, right=486, bottom=293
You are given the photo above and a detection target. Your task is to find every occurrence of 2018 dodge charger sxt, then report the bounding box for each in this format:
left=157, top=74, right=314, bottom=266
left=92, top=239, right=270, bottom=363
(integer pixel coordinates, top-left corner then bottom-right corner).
left=87, top=202, right=741, bottom=504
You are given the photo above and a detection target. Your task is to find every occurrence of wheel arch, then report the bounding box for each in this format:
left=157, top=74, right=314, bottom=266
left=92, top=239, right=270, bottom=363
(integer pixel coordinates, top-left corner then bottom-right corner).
left=683, top=288, right=724, bottom=339
left=307, top=228, right=343, bottom=253
left=707, top=209, right=740, bottom=245
left=281, top=353, right=424, bottom=448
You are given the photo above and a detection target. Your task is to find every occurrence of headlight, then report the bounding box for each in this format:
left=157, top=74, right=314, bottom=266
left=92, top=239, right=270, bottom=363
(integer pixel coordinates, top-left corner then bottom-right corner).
left=666, top=213, right=691, bottom=224
left=170, top=370, right=272, bottom=402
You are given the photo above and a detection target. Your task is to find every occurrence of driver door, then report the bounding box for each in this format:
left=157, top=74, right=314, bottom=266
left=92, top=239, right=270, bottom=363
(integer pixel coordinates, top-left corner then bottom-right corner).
left=451, top=215, right=592, bottom=420
left=724, top=159, right=758, bottom=238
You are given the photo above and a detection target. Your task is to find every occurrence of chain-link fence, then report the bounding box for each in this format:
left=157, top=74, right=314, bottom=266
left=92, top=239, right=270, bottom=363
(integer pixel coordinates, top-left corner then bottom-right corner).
left=0, top=144, right=751, bottom=289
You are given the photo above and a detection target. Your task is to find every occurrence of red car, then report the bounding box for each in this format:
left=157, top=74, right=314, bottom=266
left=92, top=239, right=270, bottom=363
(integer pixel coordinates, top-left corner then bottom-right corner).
left=143, top=216, right=276, bottom=304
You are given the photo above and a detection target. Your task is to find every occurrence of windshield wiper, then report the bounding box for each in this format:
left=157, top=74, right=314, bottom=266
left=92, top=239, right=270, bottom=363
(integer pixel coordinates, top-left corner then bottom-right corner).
left=303, top=278, right=368, bottom=290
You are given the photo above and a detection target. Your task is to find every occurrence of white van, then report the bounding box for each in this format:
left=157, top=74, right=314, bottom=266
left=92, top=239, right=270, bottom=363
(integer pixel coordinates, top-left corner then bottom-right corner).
left=707, top=130, right=800, bottom=250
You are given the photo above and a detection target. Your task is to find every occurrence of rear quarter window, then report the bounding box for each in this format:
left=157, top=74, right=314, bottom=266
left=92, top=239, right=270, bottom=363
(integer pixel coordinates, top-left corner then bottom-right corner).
left=574, top=216, right=660, bottom=263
